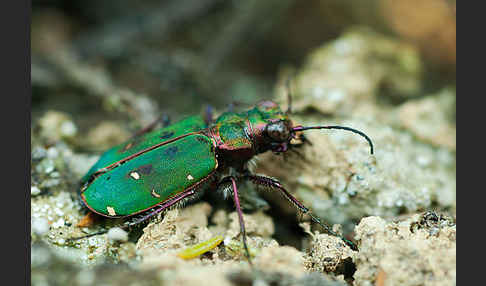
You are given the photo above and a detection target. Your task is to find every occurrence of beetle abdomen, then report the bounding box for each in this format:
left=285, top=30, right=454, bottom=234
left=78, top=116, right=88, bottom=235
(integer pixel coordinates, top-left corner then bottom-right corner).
left=81, top=134, right=217, bottom=217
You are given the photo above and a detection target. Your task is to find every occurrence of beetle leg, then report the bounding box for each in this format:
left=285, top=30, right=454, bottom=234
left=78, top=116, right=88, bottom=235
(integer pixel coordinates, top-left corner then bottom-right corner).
left=132, top=114, right=171, bottom=138
left=203, top=105, right=214, bottom=125
left=245, top=174, right=358, bottom=251
left=227, top=102, right=235, bottom=113
left=299, top=133, right=313, bottom=146
left=290, top=133, right=313, bottom=148
left=219, top=176, right=253, bottom=266
left=161, top=114, right=171, bottom=127
left=289, top=147, right=304, bottom=157
left=125, top=188, right=196, bottom=228
left=227, top=100, right=249, bottom=113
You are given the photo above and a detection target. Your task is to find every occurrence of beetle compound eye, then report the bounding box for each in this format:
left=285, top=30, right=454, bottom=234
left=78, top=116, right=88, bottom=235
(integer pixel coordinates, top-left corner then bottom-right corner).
left=266, top=121, right=290, bottom=142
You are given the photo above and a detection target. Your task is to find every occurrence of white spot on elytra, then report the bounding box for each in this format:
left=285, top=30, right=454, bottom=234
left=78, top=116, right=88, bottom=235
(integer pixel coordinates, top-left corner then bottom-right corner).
left=187, top=174, right=194, bottom=180
left=130, top=172, right=140, bottom=180
left=107, top=206, right=116, bottom=216
left=151, top=189, right=160, bottom=198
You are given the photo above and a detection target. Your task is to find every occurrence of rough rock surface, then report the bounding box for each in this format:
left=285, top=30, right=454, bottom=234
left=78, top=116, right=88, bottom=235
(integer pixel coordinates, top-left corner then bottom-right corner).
left=353, top=214, right=456, bottom=286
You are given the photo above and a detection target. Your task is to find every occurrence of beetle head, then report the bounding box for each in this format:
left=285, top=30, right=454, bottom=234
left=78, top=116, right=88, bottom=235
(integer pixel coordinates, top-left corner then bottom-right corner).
left=248, top=101, right=295, bottom=154
left=249, top=100, right=374, bottom=156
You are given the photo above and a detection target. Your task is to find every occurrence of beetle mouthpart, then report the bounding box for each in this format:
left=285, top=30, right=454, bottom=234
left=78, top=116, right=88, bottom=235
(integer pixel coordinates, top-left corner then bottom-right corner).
left=292, top=125, right=374, bottom=155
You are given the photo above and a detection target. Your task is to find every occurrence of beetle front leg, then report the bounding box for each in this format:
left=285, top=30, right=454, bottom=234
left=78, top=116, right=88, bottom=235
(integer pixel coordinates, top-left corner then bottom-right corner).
left=290, top=133, right=313, bottom=148
left=244, top=174, right=358, bottom=251
left=219, top=176, right=253, bottom=266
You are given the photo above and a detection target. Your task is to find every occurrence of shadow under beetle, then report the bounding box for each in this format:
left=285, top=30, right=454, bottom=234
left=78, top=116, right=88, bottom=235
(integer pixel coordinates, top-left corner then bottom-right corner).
left=76, top=98, right=374, bottom=265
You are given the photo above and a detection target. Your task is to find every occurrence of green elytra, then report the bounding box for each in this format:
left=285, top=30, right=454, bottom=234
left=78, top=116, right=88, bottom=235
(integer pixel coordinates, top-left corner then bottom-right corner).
left=82, top=134, right=217, bottom=216
left=80, top=116, right=212, bottom=216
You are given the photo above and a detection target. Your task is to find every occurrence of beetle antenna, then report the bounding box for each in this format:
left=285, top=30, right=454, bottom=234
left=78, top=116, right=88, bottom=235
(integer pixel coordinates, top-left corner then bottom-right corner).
left=292, top=125, right=374, bottom=155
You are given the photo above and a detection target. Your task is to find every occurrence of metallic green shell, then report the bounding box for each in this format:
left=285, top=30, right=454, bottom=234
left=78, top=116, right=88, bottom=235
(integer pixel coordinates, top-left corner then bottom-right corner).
left=82, top=116, right=207, bottom=183
left=214, top=112, right=251, bottom=149
left=81, top=134, right=217, bottom=216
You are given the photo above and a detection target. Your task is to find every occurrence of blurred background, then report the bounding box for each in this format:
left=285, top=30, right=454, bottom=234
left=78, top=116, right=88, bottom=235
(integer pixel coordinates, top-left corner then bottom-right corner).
left=31, top=0, right=455, bottom=129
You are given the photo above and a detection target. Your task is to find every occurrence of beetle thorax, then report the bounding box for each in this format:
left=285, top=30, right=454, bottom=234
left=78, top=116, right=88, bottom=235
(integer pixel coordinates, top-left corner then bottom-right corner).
left=210, top=101, right=294, bottom=160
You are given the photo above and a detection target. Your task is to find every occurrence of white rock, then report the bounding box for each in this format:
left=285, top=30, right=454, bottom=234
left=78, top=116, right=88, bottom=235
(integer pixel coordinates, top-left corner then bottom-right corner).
left=31, top=186, right=42, bottom=196
left=32, top=218, right=49, bottom=236
left=107, top=227, right=128, bottom=242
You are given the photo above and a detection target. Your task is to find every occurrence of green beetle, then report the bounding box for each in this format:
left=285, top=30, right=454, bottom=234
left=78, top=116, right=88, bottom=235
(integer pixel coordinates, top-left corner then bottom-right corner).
left=79, top=101, right=374, bottom=263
